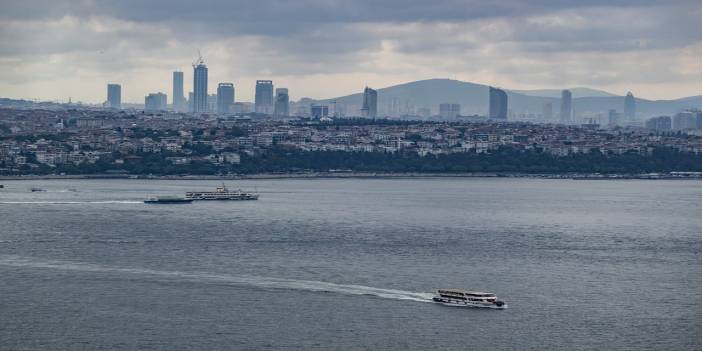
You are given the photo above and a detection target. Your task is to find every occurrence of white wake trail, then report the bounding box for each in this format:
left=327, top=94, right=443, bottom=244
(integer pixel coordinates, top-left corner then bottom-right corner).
left=0, top=255, right=434, bottom=303
left=0, top=201, right=142, bottom=204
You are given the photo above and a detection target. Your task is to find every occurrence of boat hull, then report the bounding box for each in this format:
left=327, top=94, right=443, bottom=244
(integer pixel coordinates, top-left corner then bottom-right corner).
left=144, top=199, right=193, bottom=204
left=432, top=297, right=507, bottom=309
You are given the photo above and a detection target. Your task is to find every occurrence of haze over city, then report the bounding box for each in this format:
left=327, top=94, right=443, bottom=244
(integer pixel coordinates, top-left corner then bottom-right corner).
left=1, top=0, right=701, bottom=103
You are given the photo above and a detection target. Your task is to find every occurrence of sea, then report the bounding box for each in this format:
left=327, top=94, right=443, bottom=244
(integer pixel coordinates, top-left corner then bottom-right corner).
left=0, top=178, right=700, bottom=350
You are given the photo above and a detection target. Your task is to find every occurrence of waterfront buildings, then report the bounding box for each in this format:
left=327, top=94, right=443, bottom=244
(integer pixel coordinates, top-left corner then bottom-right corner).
left=172, top=71, right=185, bottom=112
left=255, top=80, right=274, bottom=114
left=107, top=84, right=121, bottom=109
left=192, top=56, right=208, bottom=113
left=560, top=90, right=573, bottom=124
left=361, top=87, right=378, bottom=118
left=274, top=88, right=289, bottom=117
left=489, top=87, right=508, bottom=120
left=217, top=83, right=235, bottom=114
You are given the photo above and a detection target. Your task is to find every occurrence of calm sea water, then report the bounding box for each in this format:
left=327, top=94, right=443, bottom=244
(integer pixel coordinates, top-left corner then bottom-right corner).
left=0, top=178, right=700, bottom=350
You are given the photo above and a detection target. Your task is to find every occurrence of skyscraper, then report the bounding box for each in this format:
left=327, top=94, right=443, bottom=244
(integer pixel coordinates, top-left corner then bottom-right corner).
left=255, top=80, right=274, bottom=114
left=192, top=55, right=208, bottom=113
left=274, top=88, right=289, bottom=117
left=543, top=102, right=553, bottom=120
left=361, top=87, right=377, bottom=118
left=107, top=84, right=121, bottom=109
left=172, top=71, right=185, bottom=112
left=560, top=90, right=573, bottom=124
left=216, top=83, right=235, bottom=114
left=144, top=92, right=167, bottom=112
left=489, top=87, right=508, bottom=120
left=624, top=92, right=636, bottom=122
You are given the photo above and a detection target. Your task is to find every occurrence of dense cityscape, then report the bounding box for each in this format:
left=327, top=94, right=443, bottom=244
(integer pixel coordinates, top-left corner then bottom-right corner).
left=1, top=55, right=702, bottom=177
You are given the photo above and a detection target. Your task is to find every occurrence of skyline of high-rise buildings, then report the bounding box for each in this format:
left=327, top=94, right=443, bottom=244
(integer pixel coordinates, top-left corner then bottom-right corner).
left=192, top=56, right=208, bottom=113
left=100, top=57, right=654, bottom=123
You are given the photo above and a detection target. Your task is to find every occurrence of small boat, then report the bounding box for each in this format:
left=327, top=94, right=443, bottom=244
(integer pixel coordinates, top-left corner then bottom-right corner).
left=185, top=183, right=259, bottom=201
left=0, top=184, right=4, bottom=189
left=144, top=196, right=193, bottom=204
left=30, top=187, right=47, bottom=192
left=432, top=289, right=507, bottom=309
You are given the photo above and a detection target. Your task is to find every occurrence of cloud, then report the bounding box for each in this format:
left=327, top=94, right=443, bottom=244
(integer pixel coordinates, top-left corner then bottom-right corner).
left=0, top=0, right=700, bottom=102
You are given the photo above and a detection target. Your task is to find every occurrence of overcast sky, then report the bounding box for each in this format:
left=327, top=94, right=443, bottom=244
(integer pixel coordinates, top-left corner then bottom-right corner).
left=0, top=0, right=700, bottom=103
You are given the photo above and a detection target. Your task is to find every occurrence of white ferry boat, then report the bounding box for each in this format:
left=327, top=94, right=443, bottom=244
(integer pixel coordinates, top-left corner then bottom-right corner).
left=185, top=184, right=259, bottom=201
left=432, top=289, right=507, bottom=309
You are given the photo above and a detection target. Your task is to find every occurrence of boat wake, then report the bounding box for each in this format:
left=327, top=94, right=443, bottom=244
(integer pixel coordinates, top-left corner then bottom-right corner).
left=0, top=201, right=142, bottom=204
left=0, top=255, right=434, bottom=303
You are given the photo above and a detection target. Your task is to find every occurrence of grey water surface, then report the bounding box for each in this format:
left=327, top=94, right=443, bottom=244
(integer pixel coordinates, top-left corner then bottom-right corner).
left=1, top=178, right=700, bottom=350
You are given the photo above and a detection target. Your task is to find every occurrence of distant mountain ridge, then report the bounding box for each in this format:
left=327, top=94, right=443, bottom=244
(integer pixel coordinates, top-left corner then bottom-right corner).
left=511, top=87, right=618, bottom=98
left=315, top=79, right=702, bottom=118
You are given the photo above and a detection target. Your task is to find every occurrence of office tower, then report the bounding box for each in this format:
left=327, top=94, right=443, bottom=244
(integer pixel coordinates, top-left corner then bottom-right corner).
left=439, top=103, right=461, bottom=119
left=217, top=83, right=235, bottom=114
left=144, top=92, right=167, bottom=112
left=172, top=71, right=185, bottom=111
left=255, top=80, right=274, bottom=114
left=192, top=55, right=208, bottom=113
left=274, top=88, right=289, bottom=117
left=310, top=104, right=329, bottom=118
left=608, top=109, right=622, bottom=127
left=624, top=92, right=636, bottom=122
left=560, top=89, right=572, bottom=123
left=107, top=84, right=121, bottom=109
left=645, top=116, right=672, bottom=132
left=543, top=103, right=553, bottom=120
left=361, top=87, right=377, bottom=117
left=207, top=94, right=217, bottom=113
left=489, top=87, right=508, bottom=120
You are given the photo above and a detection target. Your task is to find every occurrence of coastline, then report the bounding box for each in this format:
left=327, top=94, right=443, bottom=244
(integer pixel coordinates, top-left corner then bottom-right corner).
left=1, top=171, right=701, bottom=181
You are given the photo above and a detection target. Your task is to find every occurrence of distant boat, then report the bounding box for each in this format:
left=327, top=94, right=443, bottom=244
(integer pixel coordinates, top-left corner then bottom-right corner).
left=30, top=187, right=47, bottom=192
left=185, top=184, right=259, bottom=201
left=432, top=289, right=507, bottom=309
left=0, top=184, right=4, bottom=189
left=144, top=196, right=193, bottom=204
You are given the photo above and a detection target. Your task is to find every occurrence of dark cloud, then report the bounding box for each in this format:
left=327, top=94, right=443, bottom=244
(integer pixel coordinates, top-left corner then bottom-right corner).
left=0, top=0, right=700, bottom=101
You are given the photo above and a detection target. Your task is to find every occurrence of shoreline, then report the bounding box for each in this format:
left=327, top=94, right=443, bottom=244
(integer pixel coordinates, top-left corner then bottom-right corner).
left=1, top=171, right=701, bottom=181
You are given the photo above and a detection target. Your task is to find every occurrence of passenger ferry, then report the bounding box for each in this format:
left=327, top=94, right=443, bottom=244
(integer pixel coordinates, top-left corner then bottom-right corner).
left=432, top=289, right=507, bottom=309
left=185, top=184, right=259, bottom=201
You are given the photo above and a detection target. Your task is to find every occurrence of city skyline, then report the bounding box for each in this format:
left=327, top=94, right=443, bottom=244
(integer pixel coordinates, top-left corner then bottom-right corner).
left=0, top=1, right=701, bottom=103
